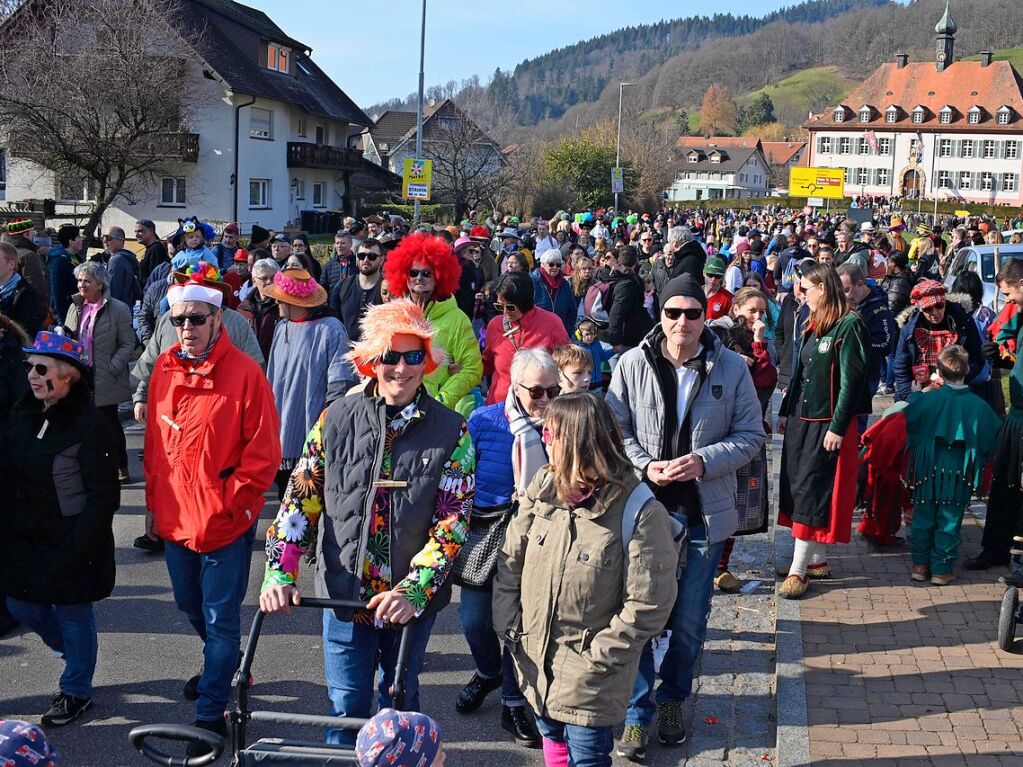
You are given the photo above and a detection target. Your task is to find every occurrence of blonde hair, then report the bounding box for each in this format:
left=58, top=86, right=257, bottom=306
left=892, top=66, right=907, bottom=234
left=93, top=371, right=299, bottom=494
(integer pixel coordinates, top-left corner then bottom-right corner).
left=553, top=344, right=592, bottom=372
left=544, top=393, right=634, bottom=505
left=730, top=287, right=768, bottom=322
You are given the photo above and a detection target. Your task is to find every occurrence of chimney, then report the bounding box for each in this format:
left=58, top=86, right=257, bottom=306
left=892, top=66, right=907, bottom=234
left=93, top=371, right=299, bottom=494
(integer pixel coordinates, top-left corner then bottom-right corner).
left=980, top=51, right=993, bottom=67
left=896, top=53, right=909, bottom=69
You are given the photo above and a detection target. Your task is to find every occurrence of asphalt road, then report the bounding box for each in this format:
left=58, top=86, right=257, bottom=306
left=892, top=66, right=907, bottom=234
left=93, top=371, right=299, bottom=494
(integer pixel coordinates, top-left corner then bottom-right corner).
left=0, top=423, right=776, bottom=767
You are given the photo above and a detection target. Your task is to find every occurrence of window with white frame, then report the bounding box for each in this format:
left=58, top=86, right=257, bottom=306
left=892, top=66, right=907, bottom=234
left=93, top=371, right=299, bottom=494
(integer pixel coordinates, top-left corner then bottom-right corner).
left=819, top=136, right=832, bottom=153
left=1004, top=173, right=1017, bottom=192
left=877, top=168, right=889, bottom=186
left=912, top=107, right=925, bottom=123
left=938, top=170, right=952, bottom=188
left=267, top=43, right=290, bottom=73
left=857, top=137, right=869, bottom=154
left=1007, top=141, right=1019, bottom=159
left=959, top=171, right=971, bottom=190
left=834, top=107, right=845, bottom=123
left=968, top=108, right=981, bottom=124
left=160, top=177, right=186, bottom=206
left=885, top=107, right=898, bottom=123
left=962, top=141, right=974, bottom=159
left=998, top=109, right=1011, bottom=125
left=315, top=126, right=328, bottom=144
left=939, top=139, right=952, bottom=157
left=249, top=178, right=271, bottom=208
left=56, top=176, right=97, bottom=202
left=710, top=153, right=720, bottom=164
left=687, top=153, right=698, bottom=163
left=939, top=107, right=953, bottom=124
left=312, top=182, right=325, bottom=207
left=856, top=167, right=868, bottom=185
left=859, top=108, right=871, bottom=123
left=294, top=180, right=305, bottom=199
left=296, top=117, right=306, bottom=137
left=250, top=107, right=273, bottom=139
left=984, top=140, right=996, bottom=159
left=878, top=137, right=891, bottom=155
left=982, top=172, right=995, bottom=191
left=839, top=136, right=851, bottom=154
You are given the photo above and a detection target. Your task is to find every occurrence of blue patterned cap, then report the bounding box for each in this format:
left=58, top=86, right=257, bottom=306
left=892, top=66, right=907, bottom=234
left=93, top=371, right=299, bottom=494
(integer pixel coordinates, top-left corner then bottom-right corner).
left=0, top=720, right=58, bottom=766
left=22, top=331, right=91, bottom=370
left=356, top=709, right=441, bottom=767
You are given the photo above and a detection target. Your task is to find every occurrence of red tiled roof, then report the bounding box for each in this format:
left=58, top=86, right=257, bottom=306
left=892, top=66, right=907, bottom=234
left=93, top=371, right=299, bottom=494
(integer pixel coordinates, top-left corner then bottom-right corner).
left=761, top=141, right=806, bottom=166
left=806, top=60, right=1023, bottom=132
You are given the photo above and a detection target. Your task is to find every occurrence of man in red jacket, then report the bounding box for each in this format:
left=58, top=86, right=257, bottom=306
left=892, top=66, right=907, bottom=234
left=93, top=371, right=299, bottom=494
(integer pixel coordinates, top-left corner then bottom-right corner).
left=144, top=276, right=281, bottom=755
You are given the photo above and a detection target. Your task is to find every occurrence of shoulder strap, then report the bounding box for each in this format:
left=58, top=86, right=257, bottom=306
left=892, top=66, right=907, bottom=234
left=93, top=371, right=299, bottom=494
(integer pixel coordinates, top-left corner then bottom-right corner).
left=621, top=482, right=655, bottom=556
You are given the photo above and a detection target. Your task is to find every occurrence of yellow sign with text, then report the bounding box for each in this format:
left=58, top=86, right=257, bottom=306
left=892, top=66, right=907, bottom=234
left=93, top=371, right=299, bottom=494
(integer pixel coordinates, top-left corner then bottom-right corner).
left=789, top=167, right=845, bottom=199
left=402, top=158, right=433, bottom=201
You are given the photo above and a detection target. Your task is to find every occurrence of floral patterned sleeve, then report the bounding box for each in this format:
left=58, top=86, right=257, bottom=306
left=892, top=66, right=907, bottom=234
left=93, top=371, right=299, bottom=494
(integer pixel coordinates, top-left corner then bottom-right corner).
left=395, top=423, right=475, bottom=614
left=262, top=413, right=327, bottom=590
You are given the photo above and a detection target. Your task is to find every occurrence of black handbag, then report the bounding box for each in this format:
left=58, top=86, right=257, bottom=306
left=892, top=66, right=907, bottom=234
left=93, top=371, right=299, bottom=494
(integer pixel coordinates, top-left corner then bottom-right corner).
left=452, top=502, right=515, bottom=588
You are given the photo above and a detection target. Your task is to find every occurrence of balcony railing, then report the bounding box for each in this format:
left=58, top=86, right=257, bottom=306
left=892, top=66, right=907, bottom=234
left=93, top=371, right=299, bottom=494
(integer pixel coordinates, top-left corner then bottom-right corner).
left=150, top=132, right=199, bottom=163
left=287, top=142, right=362, bottom=171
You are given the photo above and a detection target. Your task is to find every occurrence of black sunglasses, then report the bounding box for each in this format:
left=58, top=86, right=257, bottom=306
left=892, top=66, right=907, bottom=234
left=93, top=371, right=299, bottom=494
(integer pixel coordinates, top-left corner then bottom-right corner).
left=663, top=307, right=704, bottom=321
left=408, top=268, right=433, bottom=279
left=169, top=313, right=213, bottom=327
left=380, top=349, right=426, bottom=366
left=518, top=383, right=560, bottom=400
left=356, top=252, right=381, bottom=261
left=24, top=361, right=50, bottom=376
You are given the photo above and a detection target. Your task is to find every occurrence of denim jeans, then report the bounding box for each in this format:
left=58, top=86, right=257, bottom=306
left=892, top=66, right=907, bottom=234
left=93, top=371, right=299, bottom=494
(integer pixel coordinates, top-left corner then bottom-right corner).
left=884, top=353, right=896, bottom=388
left=164, top=525, right=255, bottom=721
left=322, top=610, right=437, bottom=745
left=458, top=585, right=526, bottom=707
left=535, top=716, right=613, bottom=767
left=6, top=599, right=97, bottom=699
left=626, top=521, right=724, bottom=726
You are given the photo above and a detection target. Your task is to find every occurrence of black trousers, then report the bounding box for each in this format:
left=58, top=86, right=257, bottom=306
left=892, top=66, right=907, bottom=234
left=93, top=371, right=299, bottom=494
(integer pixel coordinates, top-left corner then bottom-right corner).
left=97, top=404, right=128, bottom=470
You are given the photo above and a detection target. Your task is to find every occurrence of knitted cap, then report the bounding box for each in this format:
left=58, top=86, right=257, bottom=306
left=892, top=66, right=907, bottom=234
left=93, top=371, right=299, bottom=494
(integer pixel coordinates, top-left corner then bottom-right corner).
left=5, top=218, right=34, bottom=235
left=659, top=274, right=708, bottom=312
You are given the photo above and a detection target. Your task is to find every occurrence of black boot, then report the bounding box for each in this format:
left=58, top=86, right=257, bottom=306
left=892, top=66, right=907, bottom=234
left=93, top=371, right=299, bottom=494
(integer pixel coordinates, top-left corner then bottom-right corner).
left=501, top=705, right=541, bottom=748
left=186, top=717, right=228, bottom=758
left=455, top=673, right=502, bottom=714
left=964, top=549, right=1009, bottom=570
left=0, top=600, right=19, bottom=638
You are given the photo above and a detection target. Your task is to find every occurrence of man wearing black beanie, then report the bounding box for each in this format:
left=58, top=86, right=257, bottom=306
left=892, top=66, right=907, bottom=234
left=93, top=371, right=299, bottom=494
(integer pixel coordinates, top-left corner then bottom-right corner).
left=606, top=269, right=766, bottom=758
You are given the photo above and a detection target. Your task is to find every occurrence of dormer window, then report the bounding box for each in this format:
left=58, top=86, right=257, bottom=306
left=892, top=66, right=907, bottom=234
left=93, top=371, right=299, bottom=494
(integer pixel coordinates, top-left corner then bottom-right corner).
left=833, top=106, right=847, bottom=123
left=885, top=105, right=899, bottom=123
left=267, top=42, right=290, bottom=74
left=858, top=105, right=872, bottom=123
left=911, top=105, right=927, bottom=124
left=687, top=152, right=699, bottom=164
left=939, top=105, right=954, bottom=124
left=968, top=105, right=983, bottom=124
left=709, top=152, right=721, bottom=164
left=997, top=105, right=1015, bottom=125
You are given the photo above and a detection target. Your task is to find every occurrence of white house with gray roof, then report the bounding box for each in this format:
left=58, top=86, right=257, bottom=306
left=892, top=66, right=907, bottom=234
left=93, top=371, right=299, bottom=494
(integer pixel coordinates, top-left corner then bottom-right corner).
left=667, top=137, right=771, bottom=201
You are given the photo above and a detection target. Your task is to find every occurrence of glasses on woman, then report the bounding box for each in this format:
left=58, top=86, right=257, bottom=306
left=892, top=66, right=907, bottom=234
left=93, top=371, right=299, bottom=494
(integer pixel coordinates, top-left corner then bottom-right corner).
left=493, top=301, right=519, bottom=314
left=408, top=268, right=433, bottom=279
left=169, top=312, right=213, bottom=327
left=380, top=349, right=427, bottom=366
left=24, top=361, right=50, bottom=376
left=519, top=383, right=560, bottom=401
left=662, top=307, right=703, bottom=321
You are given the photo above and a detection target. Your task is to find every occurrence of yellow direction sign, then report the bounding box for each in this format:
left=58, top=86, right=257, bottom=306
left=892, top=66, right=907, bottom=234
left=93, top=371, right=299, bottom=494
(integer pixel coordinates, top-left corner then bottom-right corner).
left=402, top=158, right=433, bottom=201
left=789, top=167, right=845, bottom=199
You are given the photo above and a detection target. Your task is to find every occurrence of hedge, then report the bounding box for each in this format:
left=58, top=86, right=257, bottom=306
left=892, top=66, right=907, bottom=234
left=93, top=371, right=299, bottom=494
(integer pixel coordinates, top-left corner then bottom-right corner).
left=360, top=203, right=456, bottom=223
left=700, top=196, right=1023, bottom=218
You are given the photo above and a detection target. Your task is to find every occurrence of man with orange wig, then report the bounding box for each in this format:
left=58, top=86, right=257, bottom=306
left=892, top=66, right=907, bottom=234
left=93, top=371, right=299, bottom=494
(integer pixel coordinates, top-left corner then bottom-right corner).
left=260, top=299, right=475, bottom=745
left=383, top=232, right=483, bottom=416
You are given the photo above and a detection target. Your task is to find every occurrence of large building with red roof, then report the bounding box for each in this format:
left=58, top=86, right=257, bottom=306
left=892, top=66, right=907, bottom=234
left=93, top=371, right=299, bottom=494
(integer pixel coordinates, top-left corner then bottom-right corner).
left=805, top=3, right=1023, bottom=205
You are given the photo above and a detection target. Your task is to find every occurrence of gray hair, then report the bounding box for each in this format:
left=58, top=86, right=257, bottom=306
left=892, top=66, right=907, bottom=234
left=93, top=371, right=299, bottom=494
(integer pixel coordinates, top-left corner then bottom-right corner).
left=74, top=261, right=110, bottom=293
left=667, top=225, right=692, bottom=245
left=106, top=226, right=126, bottom=241
left=538, top=249, right=563, bottom=265
left=836, top=263, right=866, bottom=285
left=510, top=348, right=558, bottom=388
left=252, top=258, right=280, bottom=276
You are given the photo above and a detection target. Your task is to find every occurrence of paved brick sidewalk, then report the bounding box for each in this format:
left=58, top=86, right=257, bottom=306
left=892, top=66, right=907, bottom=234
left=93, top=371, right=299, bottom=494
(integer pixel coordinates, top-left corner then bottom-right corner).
left=786, top=505, right=1023, bottom=766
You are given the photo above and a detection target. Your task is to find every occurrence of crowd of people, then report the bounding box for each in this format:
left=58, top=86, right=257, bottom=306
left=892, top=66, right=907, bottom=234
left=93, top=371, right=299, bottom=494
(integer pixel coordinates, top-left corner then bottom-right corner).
left=1, top=200, right=1023, bottom=767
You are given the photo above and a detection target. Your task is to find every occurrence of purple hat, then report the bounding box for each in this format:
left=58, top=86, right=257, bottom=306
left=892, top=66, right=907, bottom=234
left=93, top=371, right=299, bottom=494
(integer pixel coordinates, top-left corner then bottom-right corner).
left=356, top=709, right=441, bottom=767
left=22, top=331, right=91, bottom=373
left=0, top=720, right=58, bottom=766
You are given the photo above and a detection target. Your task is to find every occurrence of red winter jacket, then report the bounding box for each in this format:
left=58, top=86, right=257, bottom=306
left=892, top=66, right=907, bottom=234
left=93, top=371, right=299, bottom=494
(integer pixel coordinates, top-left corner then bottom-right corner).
left=145, top=328, right=281, bottom=552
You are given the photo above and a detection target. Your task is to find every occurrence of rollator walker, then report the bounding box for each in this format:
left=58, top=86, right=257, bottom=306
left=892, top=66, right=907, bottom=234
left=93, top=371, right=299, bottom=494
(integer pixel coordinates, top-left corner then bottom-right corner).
left=128, top=598, right=413, bottom=766
left=997, top=536, right=1023, bottom=652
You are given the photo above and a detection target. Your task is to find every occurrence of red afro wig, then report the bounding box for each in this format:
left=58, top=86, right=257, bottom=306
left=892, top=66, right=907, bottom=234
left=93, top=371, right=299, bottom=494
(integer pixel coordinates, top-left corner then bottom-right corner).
left=384, top=232, right=462, bottom=301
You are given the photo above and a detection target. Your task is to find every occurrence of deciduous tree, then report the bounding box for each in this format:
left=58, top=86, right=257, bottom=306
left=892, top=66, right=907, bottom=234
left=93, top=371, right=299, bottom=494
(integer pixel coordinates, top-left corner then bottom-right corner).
left=699, top=84, right=739, bottom=136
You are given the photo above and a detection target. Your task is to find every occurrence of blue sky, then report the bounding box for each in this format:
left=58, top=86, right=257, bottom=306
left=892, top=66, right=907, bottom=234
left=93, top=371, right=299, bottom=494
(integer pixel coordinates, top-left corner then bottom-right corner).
left=245, top=0, right=799, bottom=108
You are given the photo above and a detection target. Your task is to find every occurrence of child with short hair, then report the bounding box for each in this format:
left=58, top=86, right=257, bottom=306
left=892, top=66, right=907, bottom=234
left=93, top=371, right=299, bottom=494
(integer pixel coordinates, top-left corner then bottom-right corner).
left=356, top=709, right=445, bottom=767
left=553, top=343, right=593, bottom=394
left=904, top=345, right=1001, bottom=585
left=573, top=319, right=614, bottom=393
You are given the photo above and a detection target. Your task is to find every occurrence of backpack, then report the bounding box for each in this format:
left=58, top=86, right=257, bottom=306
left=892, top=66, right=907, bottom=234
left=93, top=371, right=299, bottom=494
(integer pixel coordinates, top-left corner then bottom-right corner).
left=780, top=252, right=799, bottom=292
left=583, top=279, right=613, bottom=328
left=621, top=482, right=687, bottom=578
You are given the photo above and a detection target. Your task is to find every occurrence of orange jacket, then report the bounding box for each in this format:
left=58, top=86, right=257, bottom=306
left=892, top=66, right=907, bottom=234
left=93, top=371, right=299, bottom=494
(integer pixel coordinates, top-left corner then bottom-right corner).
left=145, top=328, right=281, bottom=552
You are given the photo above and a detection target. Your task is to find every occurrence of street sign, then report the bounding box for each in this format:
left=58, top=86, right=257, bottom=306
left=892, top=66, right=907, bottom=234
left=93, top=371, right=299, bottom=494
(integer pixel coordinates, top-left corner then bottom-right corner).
left=807, top=197, right=825, bottom=207
left=611, top=166, right=624, bottom=194
left=954, top=209, right=972, bottom=217
left=402, top=158, right=433, bottom=201
left=789, top=167, right=845, bottom=199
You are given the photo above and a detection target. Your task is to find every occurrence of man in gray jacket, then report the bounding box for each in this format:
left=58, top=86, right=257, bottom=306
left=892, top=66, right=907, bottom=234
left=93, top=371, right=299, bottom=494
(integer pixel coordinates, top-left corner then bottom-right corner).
left=606, top=273, right=766, bottom=760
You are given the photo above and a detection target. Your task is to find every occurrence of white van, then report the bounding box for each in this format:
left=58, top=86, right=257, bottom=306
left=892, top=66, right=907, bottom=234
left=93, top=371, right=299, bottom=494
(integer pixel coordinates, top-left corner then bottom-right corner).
left=942, top=244, right=1023, bottom=310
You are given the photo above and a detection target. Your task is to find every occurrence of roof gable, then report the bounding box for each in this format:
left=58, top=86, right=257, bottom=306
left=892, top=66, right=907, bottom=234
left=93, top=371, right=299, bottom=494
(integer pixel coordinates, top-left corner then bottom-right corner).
left=761, top=141, right=806, bottom=165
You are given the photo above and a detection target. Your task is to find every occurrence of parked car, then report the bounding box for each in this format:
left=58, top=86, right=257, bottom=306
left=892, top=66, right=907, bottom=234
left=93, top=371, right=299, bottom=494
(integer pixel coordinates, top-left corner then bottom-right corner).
left=943, top=244, right=1023, bottom=310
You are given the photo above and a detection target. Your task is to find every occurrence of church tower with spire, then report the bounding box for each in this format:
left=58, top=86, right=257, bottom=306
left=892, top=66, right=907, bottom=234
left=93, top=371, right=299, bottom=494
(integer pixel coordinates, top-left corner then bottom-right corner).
left=935, top=1, right=957, bottom=72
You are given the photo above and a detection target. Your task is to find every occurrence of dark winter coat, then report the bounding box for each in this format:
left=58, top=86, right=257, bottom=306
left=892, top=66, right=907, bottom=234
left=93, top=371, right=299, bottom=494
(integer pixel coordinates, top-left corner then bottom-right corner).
left=774, top=291, right=808, bottom=392
left=601, top=269, right=653, bottom=348
left=47, top=244, right=77, bottom=324
left=675, top=240, right=707, bottom=282
left=7, top=233, right=48, bottom=308
left=853, top=284, right=897, bottom=380
left=893, top=299, right=984, bottom=401
left=0, top=277, right=42, bottom=338
left=139, top=240, right=170, bottom=286
left=881, top=271, right=912, bottom=317
left=107, top=248, right=142, bottom=307
left=1, top=382, right=119, bottom=604
left=531, top=270, right=578, bottom=336
left=0, top=330, right=28, bottom=421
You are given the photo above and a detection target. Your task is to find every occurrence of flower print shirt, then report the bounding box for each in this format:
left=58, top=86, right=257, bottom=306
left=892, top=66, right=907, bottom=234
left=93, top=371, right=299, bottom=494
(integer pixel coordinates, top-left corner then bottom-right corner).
left=263, top=394, right=475, bottom=623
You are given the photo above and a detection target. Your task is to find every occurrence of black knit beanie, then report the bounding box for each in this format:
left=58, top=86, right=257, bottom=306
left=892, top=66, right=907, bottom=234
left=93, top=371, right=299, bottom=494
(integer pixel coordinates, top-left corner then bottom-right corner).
left=659, top=274, right=707, bottom=312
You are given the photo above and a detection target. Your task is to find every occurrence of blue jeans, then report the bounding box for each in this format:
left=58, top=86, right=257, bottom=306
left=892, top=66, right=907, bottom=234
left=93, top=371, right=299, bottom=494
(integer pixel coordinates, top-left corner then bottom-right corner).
left=6, top=599, right=97, bottom=699
left=322, top=610, right=437, bottom=745
left=164, top=526, right=255, bottom=720
left=626, top=522, right=724, bottom=726
left=884, top=353, right=896, bottom=388
left=535, top=717, right=613, bottom=767
left=458, top=585, right=526, bottom=707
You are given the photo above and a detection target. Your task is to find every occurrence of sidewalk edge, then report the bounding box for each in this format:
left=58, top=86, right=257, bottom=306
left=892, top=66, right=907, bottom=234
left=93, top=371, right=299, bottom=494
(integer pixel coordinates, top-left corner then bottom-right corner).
left=774, top=522, right=812, bottom=767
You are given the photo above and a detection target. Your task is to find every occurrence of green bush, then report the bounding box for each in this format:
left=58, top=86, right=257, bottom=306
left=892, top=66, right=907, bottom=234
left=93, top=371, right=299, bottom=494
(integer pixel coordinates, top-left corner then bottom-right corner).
left=702, top=196, right=1023, bottom=218
left=361, top=203, right=456, bottom=223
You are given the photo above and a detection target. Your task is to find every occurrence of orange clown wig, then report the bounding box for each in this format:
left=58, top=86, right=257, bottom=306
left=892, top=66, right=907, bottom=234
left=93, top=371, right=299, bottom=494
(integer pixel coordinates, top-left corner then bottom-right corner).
left=347, top=299, right=447, bottom=378
left=383, top=231, right=462, bottom=301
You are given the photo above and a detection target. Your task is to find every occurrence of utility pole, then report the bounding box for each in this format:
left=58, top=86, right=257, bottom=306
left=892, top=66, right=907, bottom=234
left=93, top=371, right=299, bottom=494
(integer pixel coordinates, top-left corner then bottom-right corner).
left=413, top=0, right=426, bottom=228
left=615, top=82, right=636, bottom=213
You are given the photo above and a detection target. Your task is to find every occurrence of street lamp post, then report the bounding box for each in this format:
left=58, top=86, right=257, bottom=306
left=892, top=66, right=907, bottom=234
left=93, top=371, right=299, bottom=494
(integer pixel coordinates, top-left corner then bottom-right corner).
left=615, top=82, right=636, bottom=213
left=413, top=0, right=426, bottom=228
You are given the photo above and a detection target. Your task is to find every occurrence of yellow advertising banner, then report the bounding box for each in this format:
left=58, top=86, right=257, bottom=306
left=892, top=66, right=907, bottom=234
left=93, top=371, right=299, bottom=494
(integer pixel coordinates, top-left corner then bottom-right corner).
left=789, top=167, right=845, bottom=199
left=402, top=158, right=433, bottom=201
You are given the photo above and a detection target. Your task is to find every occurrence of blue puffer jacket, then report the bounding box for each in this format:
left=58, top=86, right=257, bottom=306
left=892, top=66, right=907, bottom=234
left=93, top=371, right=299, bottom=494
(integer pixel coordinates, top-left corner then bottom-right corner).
left=531, top=270, right=578, bottom=336
left=467, top=402, right=515, bottom=508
